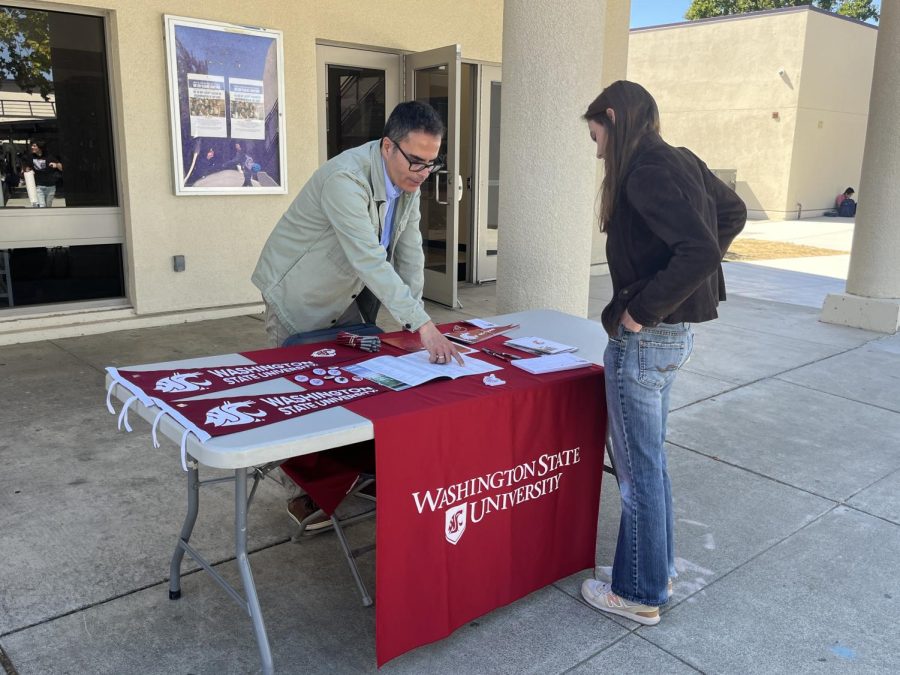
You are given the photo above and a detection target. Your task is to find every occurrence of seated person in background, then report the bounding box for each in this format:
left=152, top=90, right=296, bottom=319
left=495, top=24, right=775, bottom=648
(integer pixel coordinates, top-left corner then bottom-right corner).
left=835, top=187, right=856, bottom=217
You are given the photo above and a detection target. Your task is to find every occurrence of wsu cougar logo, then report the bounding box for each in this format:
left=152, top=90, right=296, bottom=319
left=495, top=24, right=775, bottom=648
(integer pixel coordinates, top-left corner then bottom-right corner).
left=204, top=401, right=267, bottom=427
left=155, top=372, right=212, bottom=394
left=445, top=503, right=467, bottom=545
left=311, top=348, right=336, bottom=358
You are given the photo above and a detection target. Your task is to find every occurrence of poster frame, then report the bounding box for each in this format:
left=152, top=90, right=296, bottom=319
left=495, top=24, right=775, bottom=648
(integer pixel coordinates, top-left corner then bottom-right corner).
left=164, top=15, right=288, bottom=196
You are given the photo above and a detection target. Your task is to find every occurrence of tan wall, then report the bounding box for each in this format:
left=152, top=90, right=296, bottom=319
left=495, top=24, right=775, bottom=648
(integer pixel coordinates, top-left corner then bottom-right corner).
left=628, top=11, right=813, bottom=219
left=590, top=0, right=631, bottom=267
left=48, top=0, right=503, bottom=316
left=601, top=0, right=631, bottom=87
left=788, top=12, right=876, bottom=214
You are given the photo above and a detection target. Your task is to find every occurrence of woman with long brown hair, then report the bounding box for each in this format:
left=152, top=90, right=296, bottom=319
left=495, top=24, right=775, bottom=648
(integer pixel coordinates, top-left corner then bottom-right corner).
left=580, top=81, right=746, bottom=625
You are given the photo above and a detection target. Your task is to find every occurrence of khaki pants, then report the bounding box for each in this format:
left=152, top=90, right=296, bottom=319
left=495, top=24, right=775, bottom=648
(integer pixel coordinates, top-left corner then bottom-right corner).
left=264, top=299, right=365, bottom=348
left=263, top=298, right=369, bottom=504
left=263, top=301, right=291, bottom=348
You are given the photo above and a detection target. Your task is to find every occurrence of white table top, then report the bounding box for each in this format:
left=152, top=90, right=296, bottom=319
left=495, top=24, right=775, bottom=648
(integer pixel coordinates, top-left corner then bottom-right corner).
left=105, top=309, right=607, bottom=469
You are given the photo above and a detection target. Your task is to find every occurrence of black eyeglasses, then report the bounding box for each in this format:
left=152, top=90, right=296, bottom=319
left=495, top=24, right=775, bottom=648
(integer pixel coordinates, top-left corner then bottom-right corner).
left=390, top=138, right=444, bottom=174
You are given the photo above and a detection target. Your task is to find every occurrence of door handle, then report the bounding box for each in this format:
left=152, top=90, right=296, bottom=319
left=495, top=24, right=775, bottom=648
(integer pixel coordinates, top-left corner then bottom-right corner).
left=434, top=170, right=449, bottom=205
left=456, top=174, right=463, bottom=202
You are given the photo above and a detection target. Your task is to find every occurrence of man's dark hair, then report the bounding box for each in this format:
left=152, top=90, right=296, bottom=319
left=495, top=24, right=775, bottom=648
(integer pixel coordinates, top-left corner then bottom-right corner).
left=383, top=101, right=444, bottom=142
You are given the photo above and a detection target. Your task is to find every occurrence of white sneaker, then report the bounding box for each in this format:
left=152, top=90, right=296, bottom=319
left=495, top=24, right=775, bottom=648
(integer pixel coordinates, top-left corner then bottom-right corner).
left=594, top=565, right=673, bottom=598
left=581, top=579, right=660, bottom=626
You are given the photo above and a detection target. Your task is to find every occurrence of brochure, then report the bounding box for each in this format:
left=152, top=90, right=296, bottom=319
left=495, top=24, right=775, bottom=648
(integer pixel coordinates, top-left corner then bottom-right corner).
left=380, top=332, right=426, bottom=352
left=346, top=350, right=501, bottom=391
left=503, top=336, right=578, bottom=355
left=444, top=322, right=519, bottom=345
left=510, top=353, right=592, bottom=375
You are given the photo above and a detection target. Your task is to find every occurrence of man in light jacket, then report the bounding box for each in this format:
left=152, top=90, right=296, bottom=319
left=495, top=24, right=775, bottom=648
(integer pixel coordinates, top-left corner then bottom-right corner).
left=252, top=101, right=461, bottom=529
left=252, top=100, right=460, bottom=365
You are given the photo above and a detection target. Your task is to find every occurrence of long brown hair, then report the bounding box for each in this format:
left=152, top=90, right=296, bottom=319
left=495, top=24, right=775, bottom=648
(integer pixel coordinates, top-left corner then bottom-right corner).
left=583, top=81, right=661, bottom=231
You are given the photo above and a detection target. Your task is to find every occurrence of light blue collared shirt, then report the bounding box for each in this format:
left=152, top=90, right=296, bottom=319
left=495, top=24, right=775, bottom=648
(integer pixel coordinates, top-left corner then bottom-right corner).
left=380, top=159, right=402, bottom=250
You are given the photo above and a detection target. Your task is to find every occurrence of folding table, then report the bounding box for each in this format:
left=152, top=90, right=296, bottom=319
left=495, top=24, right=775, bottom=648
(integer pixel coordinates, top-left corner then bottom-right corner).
left=104, top=309, right=607, bottom=674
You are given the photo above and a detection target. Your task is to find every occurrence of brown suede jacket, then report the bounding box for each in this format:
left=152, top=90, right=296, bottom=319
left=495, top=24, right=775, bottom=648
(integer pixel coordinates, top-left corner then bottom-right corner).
left=601, top=135, right=747, bottom=337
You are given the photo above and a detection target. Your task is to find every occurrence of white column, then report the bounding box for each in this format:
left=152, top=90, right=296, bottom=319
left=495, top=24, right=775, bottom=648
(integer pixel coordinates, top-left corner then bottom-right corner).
left=821, top=2, right=900, bottom=334
left=495, top=0, right=610, bottom=316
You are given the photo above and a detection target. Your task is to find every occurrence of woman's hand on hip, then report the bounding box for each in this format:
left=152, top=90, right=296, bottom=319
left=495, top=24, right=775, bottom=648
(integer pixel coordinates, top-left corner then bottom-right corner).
left=621, top=308, right=643, bottom=332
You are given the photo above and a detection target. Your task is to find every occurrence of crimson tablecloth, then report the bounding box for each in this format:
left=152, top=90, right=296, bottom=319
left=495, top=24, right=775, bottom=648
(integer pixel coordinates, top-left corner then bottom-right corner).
left=345, top=335, right=607, bottom=665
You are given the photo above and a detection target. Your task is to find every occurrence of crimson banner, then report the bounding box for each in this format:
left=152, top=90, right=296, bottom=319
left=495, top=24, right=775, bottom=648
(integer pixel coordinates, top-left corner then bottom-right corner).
left=107, top=342, right=373, bottom=405
left=166, top=380, right=388, bottom=438
left=107, top=360, right=320, bottom=404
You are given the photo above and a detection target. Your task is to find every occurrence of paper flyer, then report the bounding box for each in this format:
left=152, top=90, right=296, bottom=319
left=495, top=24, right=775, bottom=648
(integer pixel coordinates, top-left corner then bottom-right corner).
left=229, top=77, right=265, bottom=140
left=187, top=73, right=227, bottom=138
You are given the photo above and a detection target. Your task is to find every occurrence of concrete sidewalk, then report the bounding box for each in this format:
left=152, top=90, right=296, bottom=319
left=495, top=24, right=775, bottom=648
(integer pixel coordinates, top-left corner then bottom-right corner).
left=2, top=240, right=899, bottom=673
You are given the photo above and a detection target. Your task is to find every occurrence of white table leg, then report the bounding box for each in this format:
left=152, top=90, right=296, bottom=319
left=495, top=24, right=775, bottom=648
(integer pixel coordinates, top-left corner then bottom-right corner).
left=235, top=467, right=274, bottom=674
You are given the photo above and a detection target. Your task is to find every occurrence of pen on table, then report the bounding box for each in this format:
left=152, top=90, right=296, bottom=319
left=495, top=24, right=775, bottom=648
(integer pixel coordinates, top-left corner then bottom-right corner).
left=481, top=348, right=523, bottom=362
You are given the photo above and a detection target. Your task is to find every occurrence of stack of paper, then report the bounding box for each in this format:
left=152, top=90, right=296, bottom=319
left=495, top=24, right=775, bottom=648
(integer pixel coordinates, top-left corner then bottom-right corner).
left=504, top=336, right=578, bottom=355
left=510, top=353, right=592, bottom=375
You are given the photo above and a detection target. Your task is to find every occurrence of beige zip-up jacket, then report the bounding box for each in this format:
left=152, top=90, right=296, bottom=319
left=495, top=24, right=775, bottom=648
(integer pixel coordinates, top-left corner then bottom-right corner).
left=252, top=140, right=431, bottom=335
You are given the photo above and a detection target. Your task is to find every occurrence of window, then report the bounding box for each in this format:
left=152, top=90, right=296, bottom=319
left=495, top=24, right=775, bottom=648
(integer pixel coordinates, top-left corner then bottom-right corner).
left=1, top=5, right=123, bottom=311
left=326, top=65, right=386, bottom=159
left=4, top=244, right=124, bottom=305
left=0, top=6, right=117, bottom=209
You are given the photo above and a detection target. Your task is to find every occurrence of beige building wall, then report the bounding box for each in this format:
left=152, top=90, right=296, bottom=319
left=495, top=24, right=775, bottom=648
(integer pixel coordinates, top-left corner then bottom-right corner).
left=41, top=0, right=503, bottom=321
left=788, top=12, right=876, bottom=214
left=627, top=7, right=875, bottom=220
left=590, top=0, right=631, bottom=268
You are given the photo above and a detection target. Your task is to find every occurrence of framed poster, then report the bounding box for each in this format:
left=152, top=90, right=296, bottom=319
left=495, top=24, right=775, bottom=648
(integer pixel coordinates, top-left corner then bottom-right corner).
left=164, top=15, right=287, bottom=195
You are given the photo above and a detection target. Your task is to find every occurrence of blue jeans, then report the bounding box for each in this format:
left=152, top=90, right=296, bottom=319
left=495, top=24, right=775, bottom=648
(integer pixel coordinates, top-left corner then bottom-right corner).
left=604, top=322, right=693, bottom=606
left=282, top=322, right=383, bottom=347
left=35, top=185, right=56, bottom=207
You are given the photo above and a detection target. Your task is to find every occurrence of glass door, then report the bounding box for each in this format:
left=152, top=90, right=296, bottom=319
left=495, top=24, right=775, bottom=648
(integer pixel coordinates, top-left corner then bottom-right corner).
left=316, top=45, right=401, bottom=164
left=475, top=65, right=501, bottom=282
left=405, top=45, right=461, bottom=308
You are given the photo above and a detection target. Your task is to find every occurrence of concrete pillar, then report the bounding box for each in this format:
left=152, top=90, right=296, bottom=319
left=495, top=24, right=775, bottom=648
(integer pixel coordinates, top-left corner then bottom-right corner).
left=495, top=0, right=610, bottom=316
left=821, top=2, right=900, bottom=334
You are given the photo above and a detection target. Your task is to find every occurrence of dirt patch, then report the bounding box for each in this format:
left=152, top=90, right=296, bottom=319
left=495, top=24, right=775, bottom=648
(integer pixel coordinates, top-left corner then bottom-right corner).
left=724, top=239, right=848, bottom=261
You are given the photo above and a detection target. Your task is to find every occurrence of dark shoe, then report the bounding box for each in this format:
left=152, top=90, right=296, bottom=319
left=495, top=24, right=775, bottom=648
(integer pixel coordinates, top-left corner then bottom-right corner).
left=287, top=495, right=332, bottom=531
